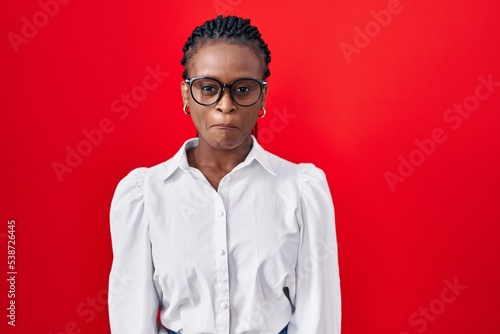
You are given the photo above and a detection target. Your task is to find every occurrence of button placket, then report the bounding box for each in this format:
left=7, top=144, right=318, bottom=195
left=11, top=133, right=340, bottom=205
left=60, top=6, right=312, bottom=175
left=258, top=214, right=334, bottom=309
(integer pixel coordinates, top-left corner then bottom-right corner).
left=213, top=193, right=230, bottom=334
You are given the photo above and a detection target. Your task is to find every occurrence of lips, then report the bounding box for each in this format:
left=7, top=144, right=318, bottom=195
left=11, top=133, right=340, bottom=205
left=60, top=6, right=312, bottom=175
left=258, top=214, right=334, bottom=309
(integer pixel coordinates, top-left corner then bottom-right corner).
left=211, top=123, right=239, bottom=130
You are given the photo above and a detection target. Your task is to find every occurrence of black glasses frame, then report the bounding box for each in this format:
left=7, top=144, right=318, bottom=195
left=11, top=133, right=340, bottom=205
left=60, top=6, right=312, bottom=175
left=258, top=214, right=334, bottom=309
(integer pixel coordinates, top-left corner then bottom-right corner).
left=184, top=77, right=268, bottom=107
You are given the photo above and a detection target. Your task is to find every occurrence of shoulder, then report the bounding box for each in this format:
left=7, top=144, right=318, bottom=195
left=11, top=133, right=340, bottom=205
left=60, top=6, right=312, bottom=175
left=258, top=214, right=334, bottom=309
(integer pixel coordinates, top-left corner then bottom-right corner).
left=111, top=167, right=149, bottom=210
left=117, top=167, right=149, bottom=187
left=113, top=149, right=182, bottom=193
left=297, top=163, right=327, bottom=185
left=264, top=150, right=327, bottom=185
left=109, top=159, right=175, bottom=231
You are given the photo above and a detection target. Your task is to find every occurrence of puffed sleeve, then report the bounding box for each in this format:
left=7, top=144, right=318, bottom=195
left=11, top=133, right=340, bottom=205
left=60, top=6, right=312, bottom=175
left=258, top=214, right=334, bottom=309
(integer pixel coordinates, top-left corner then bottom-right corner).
left=108, top=168, right=160, bottom=333
left=288, top=164, right=341, bottom=334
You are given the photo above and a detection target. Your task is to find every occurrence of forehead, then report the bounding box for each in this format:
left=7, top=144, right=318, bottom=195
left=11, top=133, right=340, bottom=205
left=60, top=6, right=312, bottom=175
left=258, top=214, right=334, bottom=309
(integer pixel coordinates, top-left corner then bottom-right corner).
left=188, top=42, right=263, bottom=80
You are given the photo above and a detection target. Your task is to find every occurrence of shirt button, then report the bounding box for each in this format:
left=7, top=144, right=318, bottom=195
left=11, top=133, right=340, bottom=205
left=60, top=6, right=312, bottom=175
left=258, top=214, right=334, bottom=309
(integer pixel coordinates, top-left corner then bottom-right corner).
left=220, top=302, right=228, bottom=309
left=226, top=176, right=232, bottom=181
left=218, top=249, right=225, bottom=256
left=219, top=211, right=224, bottom=217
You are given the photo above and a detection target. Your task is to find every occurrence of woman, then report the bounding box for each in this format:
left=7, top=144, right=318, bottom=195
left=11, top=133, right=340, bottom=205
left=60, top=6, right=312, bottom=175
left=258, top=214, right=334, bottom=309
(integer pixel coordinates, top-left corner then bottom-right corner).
left=109, top=15, right=341, bottom=334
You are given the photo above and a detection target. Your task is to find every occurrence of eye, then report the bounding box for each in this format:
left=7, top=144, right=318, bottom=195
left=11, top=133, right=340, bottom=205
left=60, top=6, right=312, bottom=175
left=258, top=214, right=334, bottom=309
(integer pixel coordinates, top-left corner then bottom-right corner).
left=234, top=86, right=251, bottom=95
left=201, top=85, right=219, bottom=95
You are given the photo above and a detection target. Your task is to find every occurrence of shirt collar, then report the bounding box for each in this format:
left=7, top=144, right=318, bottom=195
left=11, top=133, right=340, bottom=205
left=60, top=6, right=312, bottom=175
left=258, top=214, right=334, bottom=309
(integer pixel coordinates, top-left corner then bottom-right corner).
left=160, top=135, right=277, bottom=181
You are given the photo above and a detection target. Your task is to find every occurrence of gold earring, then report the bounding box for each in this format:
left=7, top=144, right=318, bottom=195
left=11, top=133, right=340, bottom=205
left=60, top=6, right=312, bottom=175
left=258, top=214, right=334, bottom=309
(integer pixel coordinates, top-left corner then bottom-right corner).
left=183, top=105, right=190, bottom=115
left=258, top=107, right=266, bottom=118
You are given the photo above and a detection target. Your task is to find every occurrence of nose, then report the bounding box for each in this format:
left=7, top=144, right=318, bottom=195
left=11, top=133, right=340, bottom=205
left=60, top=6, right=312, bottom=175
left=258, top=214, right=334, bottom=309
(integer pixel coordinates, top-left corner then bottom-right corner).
left=216, top=89, right=237, bottom=114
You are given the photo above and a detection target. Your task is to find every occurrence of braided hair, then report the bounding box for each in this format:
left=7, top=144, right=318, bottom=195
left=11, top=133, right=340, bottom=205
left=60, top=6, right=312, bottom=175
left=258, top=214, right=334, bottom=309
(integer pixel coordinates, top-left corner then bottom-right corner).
left=181, top=15, right=271, bottom=80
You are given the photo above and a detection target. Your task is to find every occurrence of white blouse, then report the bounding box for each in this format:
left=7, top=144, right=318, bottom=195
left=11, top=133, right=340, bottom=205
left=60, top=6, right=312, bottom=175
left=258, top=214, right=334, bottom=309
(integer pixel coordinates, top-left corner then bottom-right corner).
left=108, top=136, right=341, bottom=334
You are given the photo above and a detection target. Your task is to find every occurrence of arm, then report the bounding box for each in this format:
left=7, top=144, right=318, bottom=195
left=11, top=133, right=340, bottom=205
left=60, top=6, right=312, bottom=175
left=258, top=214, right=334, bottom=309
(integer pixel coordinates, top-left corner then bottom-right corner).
left=288, top=164, right=341, bottom=333
left=108, top=168, right=160, bottom=333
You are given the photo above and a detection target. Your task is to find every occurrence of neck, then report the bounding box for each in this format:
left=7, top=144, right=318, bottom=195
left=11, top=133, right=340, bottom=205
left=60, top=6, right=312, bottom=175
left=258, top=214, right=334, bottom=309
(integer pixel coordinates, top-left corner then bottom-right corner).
left=188, top=135, right=253, bottom=173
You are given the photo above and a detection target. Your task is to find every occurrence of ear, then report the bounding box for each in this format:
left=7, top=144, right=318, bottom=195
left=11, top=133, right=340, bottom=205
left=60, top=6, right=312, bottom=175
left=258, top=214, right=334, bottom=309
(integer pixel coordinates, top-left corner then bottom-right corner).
left=181, top=81, right=190, bottom=107
left=260, top=83, right=268, bottom=109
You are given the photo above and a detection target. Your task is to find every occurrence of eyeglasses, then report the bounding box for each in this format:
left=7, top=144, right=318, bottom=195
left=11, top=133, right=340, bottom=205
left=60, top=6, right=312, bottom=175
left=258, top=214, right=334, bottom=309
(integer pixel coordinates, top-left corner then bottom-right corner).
left=185, top=77, right=267, bottom=107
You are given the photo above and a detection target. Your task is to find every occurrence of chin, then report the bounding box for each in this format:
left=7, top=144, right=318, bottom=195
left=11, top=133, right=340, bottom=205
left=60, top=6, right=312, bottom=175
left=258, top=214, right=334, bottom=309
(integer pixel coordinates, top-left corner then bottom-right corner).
left=213, top=137, right=242, bottom=150
left=204, top=132, right=250, bottom=150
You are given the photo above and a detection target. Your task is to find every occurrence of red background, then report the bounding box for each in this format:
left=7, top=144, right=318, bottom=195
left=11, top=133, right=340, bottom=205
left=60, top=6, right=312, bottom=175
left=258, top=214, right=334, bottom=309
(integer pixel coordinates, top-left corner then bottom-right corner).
left=1, top=0, right=499, bottom=333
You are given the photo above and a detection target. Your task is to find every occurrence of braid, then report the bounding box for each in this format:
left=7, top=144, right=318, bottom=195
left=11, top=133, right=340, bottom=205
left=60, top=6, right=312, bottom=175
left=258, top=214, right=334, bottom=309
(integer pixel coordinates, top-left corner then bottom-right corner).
left=181, top=15, right=271, bottom=79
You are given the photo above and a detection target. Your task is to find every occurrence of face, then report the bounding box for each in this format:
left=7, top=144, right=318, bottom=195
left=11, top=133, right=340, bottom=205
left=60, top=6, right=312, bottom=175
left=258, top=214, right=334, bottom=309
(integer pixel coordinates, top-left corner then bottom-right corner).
left=181, top=42, right=268, bottom=151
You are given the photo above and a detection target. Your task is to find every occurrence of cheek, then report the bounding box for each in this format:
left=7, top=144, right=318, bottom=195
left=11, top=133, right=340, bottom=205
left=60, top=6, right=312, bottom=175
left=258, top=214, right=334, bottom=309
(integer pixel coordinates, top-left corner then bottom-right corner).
left=189, top=107, right=212, bottom=130
left=243, top=109, right=259, bottom=128
left=189, top=110, right=204, bottom=128
left=250, top=106, right=261, bottom=117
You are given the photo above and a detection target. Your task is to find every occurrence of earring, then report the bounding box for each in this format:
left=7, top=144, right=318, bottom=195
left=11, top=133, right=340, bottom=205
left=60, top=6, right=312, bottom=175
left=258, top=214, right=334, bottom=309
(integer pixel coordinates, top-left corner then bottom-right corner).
left=258, top=107, right=266, bottom=118
left=183, top=105, right=190, bottom=115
